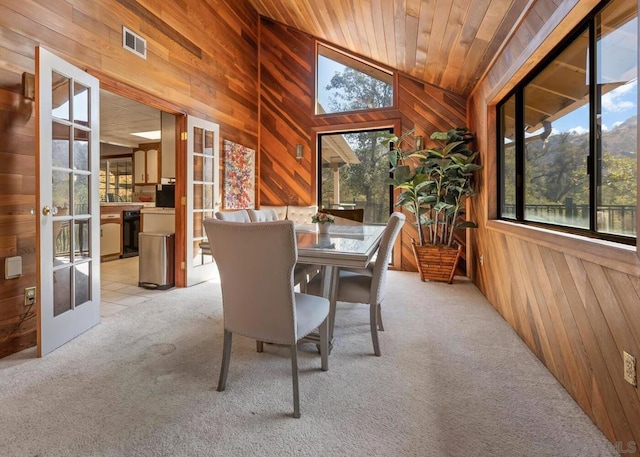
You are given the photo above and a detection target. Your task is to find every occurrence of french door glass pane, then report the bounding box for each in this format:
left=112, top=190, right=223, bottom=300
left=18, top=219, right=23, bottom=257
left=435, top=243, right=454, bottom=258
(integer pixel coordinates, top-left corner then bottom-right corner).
left=53, top=267, right=72, bottom=316
left=194, top=184, right=203, bottom=209
left=54, top=220, right=71, bottom=262
left=204, top=157, right=214, bottom=182
left=193, top=212, right=203, bottom=238
left=194, top=155, right=203, bottom=181
left=194, top=127, right=203, bottom=153
left=52, top=72, right=70, bottom=121
left=74, top=128, right=89, bottom=171
left=73, top=81, right=89, bottom=126
left=75, top=263, right=90, bottom=307
left=74, top=174, right=89, bottom=216
left=52, top=170, right=70, bottom=212
left=74, top=219, right=90, bottom=260
left=204, top=130, right=214, bottom=154
left=52, top=122, right=70, bottom=168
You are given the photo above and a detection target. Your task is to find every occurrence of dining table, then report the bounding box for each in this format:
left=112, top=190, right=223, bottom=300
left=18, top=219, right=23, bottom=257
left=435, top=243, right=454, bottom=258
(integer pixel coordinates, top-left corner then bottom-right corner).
left=295, top=223, right=386, bottom=350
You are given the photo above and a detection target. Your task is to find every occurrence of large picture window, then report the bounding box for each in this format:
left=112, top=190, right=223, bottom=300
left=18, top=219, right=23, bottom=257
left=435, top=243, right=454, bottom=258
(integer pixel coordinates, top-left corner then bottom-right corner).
left=318, top=129, right=393, bottom=224
left=499, top=0, right=637, bottom=242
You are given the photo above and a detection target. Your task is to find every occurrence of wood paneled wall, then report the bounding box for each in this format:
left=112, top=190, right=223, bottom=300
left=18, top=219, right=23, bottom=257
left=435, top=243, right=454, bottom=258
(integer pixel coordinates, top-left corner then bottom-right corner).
left=258, top=18, right=466, bottom=271
left=0, top=0, right=259, bottom=358
left=468, top=0, right=640, bottom=451
left=0, top=88, right=37, bottom=356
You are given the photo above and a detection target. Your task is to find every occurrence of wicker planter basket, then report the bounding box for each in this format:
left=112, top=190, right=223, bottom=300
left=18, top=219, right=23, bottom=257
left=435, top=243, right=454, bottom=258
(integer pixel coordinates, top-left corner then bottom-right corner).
left=412, top=242, right=462, bottom=284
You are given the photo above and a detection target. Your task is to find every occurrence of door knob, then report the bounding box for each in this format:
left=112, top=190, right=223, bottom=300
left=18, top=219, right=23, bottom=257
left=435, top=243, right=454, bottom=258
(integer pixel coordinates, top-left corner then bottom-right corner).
left=42, top=206, right=51, bottom=216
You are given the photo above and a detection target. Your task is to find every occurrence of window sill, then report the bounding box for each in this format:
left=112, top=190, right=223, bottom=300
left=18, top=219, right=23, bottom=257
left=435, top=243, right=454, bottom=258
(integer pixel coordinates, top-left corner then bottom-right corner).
left=486, top=220, right=640, bottom=276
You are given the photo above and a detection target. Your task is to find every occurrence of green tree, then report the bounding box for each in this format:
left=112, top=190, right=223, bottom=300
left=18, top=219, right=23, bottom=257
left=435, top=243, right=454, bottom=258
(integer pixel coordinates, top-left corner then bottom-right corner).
left=526, top=133, right=589, bottom=204
left=327, top=68, right=392, bottom=112
left=601, top=152, right=637, bottom=205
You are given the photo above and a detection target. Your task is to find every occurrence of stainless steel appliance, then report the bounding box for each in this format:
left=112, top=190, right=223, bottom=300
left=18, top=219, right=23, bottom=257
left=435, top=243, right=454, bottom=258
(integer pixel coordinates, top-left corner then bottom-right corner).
left=138, top=232, right=175, bottom=289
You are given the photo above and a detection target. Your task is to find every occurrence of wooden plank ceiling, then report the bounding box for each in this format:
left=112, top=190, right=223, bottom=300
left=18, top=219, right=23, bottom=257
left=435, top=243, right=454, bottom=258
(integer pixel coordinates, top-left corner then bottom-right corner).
left=247, top=0, right=528, bottom=96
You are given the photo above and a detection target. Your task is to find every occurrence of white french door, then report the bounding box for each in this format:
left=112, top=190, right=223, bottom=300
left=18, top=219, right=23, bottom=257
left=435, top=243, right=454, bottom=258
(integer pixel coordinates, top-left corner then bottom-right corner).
left=37, top=47, right=101, bottom=356
left=185, top=116, right=220, bottom=286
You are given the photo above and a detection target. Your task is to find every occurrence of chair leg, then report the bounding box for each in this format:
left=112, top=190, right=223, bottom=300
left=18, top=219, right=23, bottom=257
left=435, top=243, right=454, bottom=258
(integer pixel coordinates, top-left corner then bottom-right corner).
left=319, top=318, right=329, bottom=371
left=256, top=341, right=264, bottom=352
left=370, top=304, right=381, bottom=356
left=328, top=267, right=339, bottom=341
left=290, top=344, right=300, bottom=418
left=217, top=329, right=233, bottom=391
left=377, top=304, right=384, bottom=331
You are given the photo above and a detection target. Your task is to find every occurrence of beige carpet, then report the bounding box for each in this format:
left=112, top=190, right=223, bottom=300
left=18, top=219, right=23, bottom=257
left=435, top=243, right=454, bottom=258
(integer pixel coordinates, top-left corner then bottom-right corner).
left=0, top=271, right=617, bottom=456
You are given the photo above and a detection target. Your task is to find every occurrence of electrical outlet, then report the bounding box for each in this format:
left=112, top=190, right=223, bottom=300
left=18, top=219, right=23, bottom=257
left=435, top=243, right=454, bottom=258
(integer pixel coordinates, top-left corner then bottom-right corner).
left=24, top=287, right=36, bottom=307
left=623, top=351, right=637, bottom=387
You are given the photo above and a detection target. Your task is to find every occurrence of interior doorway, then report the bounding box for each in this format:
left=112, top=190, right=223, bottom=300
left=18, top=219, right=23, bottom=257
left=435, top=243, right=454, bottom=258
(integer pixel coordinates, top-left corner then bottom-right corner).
left=98, top=89, right=177, bottom=312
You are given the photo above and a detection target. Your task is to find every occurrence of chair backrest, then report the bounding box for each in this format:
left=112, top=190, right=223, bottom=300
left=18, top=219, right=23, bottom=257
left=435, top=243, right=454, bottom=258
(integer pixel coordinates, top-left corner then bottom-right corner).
left=286, top=205, right=318, bottom=224
left=204, top=219, right=299, bottom=344
left=248, top=208, right=279, bottom=222
left=370, top=212, right=405, bottom=304
left=259, top=205, right=287, bottom=220
left=214, top=210, right=251, bottom=222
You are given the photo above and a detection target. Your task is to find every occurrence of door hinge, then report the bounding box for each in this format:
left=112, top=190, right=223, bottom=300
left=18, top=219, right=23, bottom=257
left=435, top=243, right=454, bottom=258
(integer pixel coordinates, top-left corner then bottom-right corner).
left=180, top=261, right=186, bottom=270
left=181, top=196, right=187, bottom=205
left=181, top=132, right=187, bottom=141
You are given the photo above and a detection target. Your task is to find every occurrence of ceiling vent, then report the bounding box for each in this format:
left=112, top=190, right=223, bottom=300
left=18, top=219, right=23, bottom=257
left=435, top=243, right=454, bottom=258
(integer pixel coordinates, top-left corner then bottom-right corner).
left=122, top=26, right=147, bottom=59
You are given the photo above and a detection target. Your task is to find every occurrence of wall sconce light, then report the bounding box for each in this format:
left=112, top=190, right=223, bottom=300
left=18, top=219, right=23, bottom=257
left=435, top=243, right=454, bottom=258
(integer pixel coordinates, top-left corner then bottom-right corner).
left=415, top=135, right=424, bottom=151
left=22, top=72, right=35, bottom=100
left=296, top=144, right=304, bottom=161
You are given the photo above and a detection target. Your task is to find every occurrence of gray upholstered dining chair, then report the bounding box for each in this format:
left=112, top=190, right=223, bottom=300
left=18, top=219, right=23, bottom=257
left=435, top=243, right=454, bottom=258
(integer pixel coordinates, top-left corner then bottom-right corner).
left=214, top=209, right=251, bottom=222
left=307, top=212, right=405, bottom=356
left=214, top=209, right=313, bottom=292
left=259, top=205, right=287, bottom=220
left=248, top=208, right=279, bottom=222
left=203, top=219, right=330, bottom=418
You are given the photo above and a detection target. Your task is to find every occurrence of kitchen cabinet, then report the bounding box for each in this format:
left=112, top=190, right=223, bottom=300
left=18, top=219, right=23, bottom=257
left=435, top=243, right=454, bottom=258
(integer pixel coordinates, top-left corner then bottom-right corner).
left=100, top=212, right=122, bottom=259
left=134, top=148, right=159, bottom=184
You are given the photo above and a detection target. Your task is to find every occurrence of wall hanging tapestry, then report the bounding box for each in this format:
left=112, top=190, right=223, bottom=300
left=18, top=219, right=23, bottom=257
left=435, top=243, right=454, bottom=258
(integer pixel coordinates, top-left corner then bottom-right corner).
left=223, top=140, right=255, bottom=209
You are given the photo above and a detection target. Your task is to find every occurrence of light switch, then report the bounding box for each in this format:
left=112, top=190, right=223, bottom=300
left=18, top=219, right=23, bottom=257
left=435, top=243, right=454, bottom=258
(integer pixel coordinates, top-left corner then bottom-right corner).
left=5, top=256, right=22, bottom=279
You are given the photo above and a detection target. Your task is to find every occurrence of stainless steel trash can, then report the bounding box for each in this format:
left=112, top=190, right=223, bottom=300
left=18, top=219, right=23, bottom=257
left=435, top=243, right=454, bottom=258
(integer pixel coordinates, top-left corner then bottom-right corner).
left=138, top=232, right=175, bottom=289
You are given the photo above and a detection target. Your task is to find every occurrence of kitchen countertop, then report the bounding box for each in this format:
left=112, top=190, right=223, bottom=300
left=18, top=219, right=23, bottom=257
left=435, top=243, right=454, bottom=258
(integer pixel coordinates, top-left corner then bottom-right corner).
left=100, top=202, right=155, bottom=207
left=141, top=207, right=175, bottom=214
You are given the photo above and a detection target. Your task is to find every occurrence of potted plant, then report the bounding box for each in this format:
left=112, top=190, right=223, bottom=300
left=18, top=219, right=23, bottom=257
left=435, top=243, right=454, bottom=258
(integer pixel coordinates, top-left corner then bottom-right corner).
left=312, top=211, right=335, bottom=234
left=386, top=127, right=481, bottom=283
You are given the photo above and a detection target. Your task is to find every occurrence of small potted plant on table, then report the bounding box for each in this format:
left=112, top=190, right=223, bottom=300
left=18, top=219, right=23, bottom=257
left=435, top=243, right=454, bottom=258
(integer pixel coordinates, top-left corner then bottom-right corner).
left=312, top=211, right=335, bottom=234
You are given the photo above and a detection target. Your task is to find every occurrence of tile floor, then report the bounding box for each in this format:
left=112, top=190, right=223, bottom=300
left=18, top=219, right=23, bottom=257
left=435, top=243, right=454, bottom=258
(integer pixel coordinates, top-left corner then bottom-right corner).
left=100, top=256, right=172, bottom=318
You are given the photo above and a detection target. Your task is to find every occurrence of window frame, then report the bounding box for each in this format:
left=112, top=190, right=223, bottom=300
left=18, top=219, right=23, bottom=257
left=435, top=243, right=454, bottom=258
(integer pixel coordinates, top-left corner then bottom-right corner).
left=497, top=2, right=637, bottom=246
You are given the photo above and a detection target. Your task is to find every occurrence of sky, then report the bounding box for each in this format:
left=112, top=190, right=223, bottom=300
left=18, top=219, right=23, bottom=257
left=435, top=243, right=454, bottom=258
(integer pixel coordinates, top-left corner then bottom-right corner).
left=551, top=79, right=637, bottom=136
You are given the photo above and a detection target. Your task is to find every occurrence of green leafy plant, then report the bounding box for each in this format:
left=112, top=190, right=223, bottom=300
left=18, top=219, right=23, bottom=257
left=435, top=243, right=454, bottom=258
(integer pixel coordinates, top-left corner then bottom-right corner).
left=386, top=127, right=481, bottom=247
